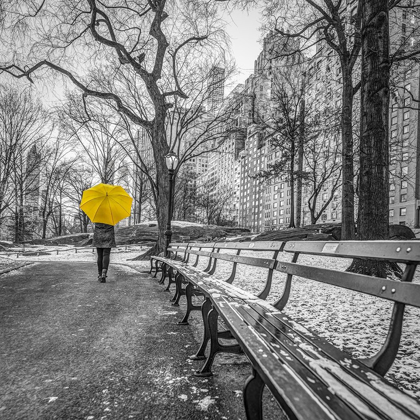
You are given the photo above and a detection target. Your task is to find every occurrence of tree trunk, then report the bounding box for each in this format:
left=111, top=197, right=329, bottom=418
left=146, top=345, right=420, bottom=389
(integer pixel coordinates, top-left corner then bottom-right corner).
left=347, top=0, right=400, bottom=278
left=42, top=214, right=48, bottom=239
left=296, top=97, right=305, bottom=228
left=340, top=70, right=356, bottom=240
left=358, top=0, right=390, bottom=241
left=151, top=106, right=170, bottom=255
left=58, top=203, right=62, bottom=236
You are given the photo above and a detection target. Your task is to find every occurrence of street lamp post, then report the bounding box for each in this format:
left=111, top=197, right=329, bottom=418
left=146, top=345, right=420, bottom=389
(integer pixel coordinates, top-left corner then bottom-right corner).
left=165, top=152, right=179, bottom=257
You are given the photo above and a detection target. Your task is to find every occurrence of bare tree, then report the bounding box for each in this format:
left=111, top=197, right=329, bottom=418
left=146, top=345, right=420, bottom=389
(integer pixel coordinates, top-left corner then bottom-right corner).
left=65, top=165, right=96, bottom=233
left=260, top=0, right=362, bottom=239
left=0, top=0, right=230, bottom=252
left=254, top=59, right=341, bottom=228
left=303, top=133, right=342, bottom=224
left=59, top=96, right=129, bottom=185
left=196, top=179, right=235, bottom=225
left=38, top=140, right=74, bottom=239
left=346, top=0, right=404, bottom=278
left=0, top=85, right=52, bottom=241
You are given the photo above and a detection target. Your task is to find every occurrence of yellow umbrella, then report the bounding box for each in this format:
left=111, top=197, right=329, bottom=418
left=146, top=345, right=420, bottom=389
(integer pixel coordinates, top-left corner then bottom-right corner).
left=80, top=183, right=133, bottom=226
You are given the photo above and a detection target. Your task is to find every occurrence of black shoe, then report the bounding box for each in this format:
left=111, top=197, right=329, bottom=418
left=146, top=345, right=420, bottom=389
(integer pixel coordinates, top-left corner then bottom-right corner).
left=100, top=276, right=106, bottom=283
left=97, top=275, right=102, bottom=282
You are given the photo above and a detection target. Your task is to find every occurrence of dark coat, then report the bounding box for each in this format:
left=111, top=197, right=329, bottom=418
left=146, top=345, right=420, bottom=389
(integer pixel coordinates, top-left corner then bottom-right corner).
left=92, top=223, right=116, bottom=248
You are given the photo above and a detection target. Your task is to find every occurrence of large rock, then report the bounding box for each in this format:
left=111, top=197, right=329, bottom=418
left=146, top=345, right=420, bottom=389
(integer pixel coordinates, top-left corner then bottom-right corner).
left=389, top=224, right=416, bottom=240
left=253, top=223, right=416, bottom=243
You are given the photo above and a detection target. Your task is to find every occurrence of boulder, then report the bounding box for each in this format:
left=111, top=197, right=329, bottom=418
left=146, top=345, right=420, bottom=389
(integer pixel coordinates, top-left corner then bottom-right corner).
left=389, top=224, right=416, bottom=240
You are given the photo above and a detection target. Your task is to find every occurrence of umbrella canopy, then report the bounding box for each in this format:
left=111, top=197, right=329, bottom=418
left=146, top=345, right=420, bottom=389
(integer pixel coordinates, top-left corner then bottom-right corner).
left=80, top=183, right=133, bottom=226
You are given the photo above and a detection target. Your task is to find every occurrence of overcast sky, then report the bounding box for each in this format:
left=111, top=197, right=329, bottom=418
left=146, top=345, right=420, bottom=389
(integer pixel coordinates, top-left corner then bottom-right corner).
left=225, top=7, right=263, bottom=94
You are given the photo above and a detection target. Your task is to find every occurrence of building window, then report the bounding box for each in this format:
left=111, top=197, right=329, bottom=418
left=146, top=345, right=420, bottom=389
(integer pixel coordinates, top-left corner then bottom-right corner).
left=331, top=211, right=337, bottom=219
left=322, top=192, right=328, bottom=200
left=273, top=211, right=277, bottom=217
left=400, top=207, right=407, bottom=216
left=279, top=209, right=284, bottom=215
left=279, top=218, right=284, bottom=224
left=404, top=97, right=411, bottom=107
left=402, top=166, right=408, bottom=176
left=391, top=116, right=398, bottom=125
left=390, top=183, right=395, bottom=191
left=403, top=110, right=410, bottom=120
left=403, top=125, right=410, bottom=134
left=280, top=183, right=284, bottom=189
left=402, top=152, right=409, bottom=161
left=389, top=209, right=395, bottom=217
left=286, top=217, right=290, bottom=223
left=391, top=130, right=397, bottom=138
left=400, top=194, right=407, bottom=202
left=390, top=196, right=395, bottom=204
left=280, top=192, right=284, bottom=198
left=287, top=198, right=291, bottom=205
left=405, top=83, right=411, bottom=91
left=401, top=180, right=408, bottom=189
left=273, top=202, right=278, bottom=208
left=279, top=201, right=284, bottom=207
left=273, top=194, right=278, bottom=200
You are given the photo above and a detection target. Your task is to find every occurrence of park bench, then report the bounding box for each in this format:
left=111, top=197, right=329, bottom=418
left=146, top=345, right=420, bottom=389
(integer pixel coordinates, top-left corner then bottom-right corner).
left=179, top=235, right=191, bottom=243
left=149, top=242, right=190, bottom=279
left=152, top=240, right=420, bottom=420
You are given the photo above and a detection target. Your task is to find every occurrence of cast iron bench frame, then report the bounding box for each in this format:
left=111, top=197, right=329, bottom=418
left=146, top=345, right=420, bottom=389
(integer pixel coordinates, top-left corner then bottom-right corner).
left=152, top=240, right=420, bottom=420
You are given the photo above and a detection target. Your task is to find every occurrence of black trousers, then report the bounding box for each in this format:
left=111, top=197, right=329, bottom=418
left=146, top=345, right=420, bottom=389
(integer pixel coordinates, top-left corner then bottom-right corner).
left=97, top=248, right=111, bottom=273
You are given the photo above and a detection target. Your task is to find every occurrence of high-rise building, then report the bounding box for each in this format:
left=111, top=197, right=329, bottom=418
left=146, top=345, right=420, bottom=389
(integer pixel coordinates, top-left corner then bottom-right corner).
left=207, top=66, right=225, bottom=114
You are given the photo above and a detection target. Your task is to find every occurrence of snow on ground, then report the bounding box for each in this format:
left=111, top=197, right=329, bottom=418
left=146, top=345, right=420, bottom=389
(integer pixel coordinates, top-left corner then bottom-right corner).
left=2, top=246, right=420, bottom=401
left=0, top=246, right=150, bottom=272
left=135, top=220, right=206, bottom=228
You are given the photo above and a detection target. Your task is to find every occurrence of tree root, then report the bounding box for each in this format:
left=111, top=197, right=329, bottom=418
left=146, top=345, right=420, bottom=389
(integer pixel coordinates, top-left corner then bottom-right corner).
left=127, top=244, right=159, bottom=261
left=346, top=258, right=403, bottom=279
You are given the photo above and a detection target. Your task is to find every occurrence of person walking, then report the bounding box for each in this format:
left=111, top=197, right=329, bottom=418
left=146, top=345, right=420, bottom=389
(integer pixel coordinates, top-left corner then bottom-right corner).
left=92, top=222, right=116, bottom=283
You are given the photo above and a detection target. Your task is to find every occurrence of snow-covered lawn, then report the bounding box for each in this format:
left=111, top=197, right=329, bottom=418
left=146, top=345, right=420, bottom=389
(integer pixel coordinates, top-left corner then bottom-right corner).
left=135, top=220, right=206, bottom=228
left=2, top=246, right=419, bottom=401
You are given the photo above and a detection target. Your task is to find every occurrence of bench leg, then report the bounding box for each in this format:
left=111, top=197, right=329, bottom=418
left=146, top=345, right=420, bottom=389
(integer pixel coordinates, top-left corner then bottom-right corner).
left=164, top=266, right=175, bottom=291
left=194, top=306, right=219, bottom=376
left=158, top=264, right=167, bottom=284
left=190, top=298, right=212, bottom=360
left=178, top=283, right=202, bottom=325
left=171, top=273, right=185, bottom=306
left=195, top=306, right=242, bottom=377
left=170, top=272, right=181, bottom=302
left=150, top=260, right=158, bottom=278
left=244, top=368, right=264, bottom=420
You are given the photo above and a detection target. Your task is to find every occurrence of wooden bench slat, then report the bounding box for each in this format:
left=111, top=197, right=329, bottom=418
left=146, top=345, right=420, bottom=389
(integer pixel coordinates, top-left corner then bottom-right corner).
left=186, top=249, right=213, bottom=257
left=275, top=260, right=420, bottom=306
left=237, top=302, right=420, bottom=420
left=208, top=253, right=276, bottom=268
left=284, top=241, right=420, bottom=262
left=211, top=295, right=365, bottom=420
left=212, top=241, right=284, bottom=251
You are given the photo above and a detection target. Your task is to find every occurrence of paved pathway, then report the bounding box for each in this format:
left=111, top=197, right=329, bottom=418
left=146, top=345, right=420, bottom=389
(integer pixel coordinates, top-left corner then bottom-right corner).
left=0, top=261, right=286, bottom=420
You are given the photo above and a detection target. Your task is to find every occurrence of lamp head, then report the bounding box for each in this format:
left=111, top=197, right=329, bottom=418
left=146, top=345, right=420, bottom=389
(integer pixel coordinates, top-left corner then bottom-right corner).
left=165, top=152, right=179, bottom=170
